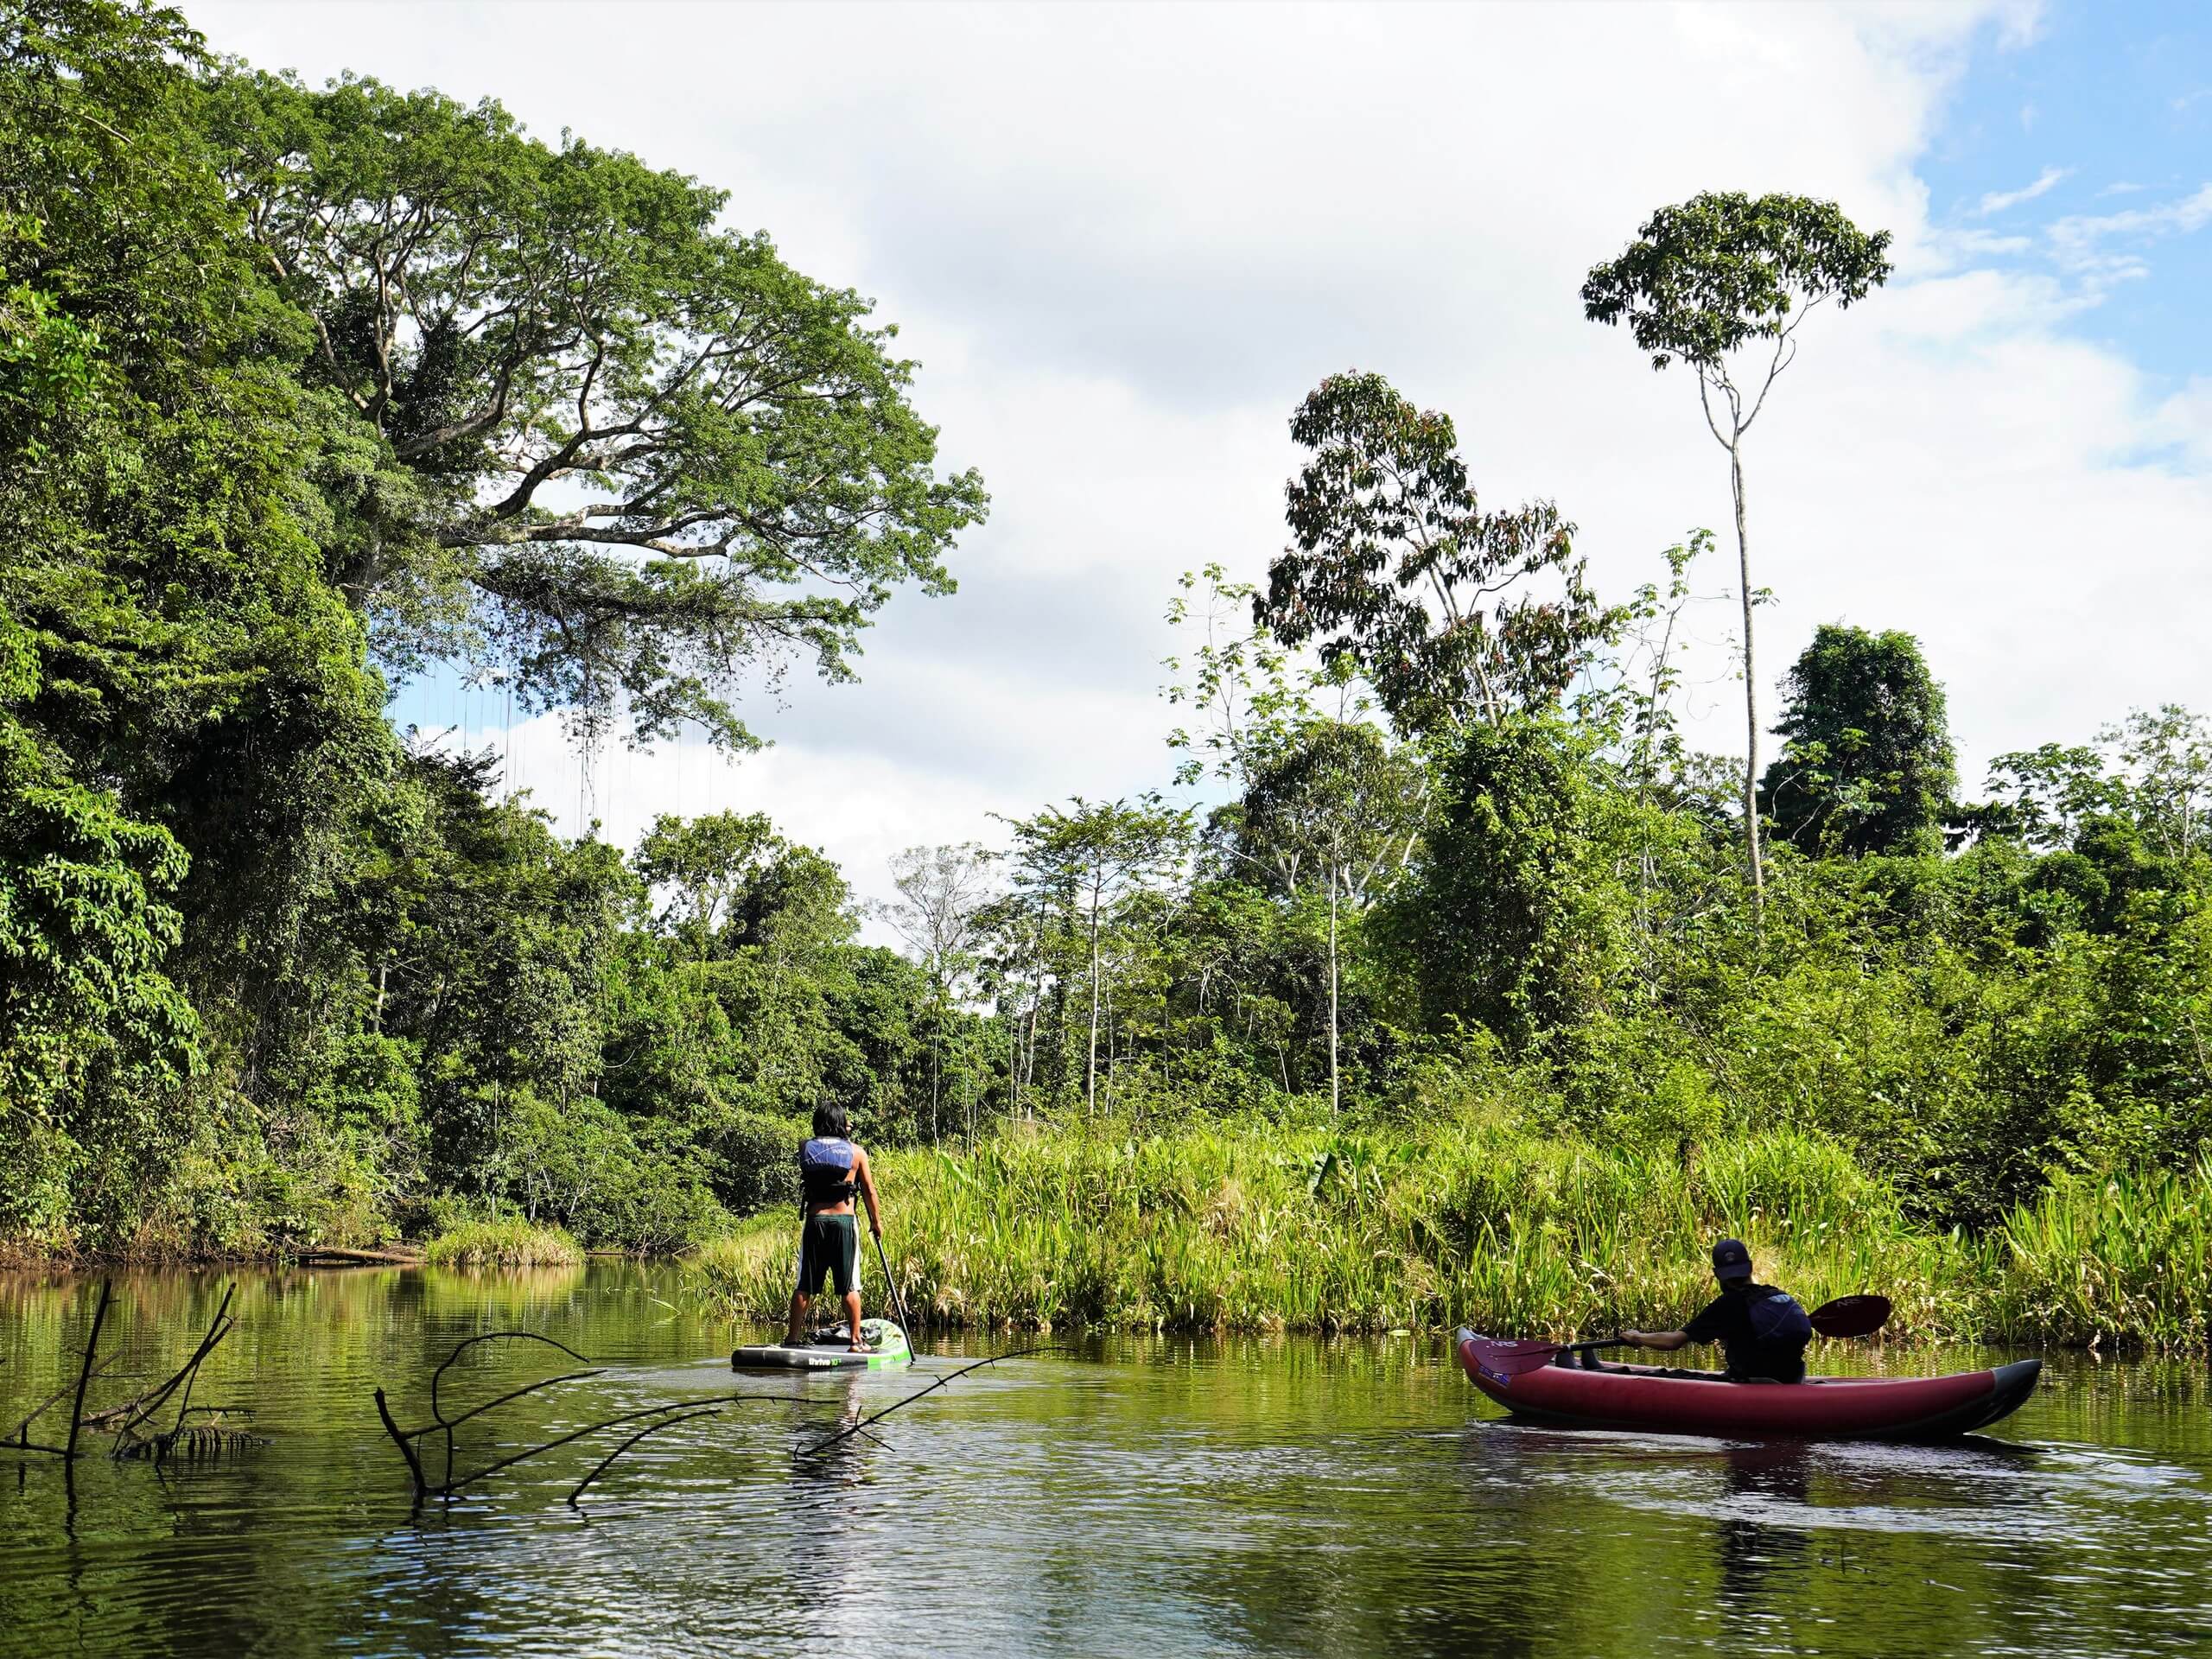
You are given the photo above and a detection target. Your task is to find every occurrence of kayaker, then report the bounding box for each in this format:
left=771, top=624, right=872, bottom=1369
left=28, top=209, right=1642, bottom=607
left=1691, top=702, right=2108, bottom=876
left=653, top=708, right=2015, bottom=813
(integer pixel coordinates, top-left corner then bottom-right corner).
left=1619, top=1238, right=1815, bottom=1382
left=783, top=1103, right=885, bottom=1353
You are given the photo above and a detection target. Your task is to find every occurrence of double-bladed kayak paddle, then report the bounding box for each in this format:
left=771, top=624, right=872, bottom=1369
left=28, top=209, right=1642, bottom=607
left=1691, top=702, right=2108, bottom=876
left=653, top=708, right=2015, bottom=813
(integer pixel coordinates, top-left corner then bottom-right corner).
left=1478, top=1294, right=1894, bottom=1377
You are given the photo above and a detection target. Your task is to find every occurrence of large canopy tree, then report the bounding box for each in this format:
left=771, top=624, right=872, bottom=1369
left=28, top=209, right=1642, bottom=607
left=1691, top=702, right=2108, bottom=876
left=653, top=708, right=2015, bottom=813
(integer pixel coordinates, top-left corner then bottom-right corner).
left=206, top=69, right=989, bottom=748
left=1259, top=372, right=1611, bottom=739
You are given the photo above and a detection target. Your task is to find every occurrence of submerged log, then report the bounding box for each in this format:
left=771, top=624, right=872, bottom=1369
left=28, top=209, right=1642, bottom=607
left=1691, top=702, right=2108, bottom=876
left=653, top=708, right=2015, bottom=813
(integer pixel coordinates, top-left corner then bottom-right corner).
left=287, top=1246, right=425, bottom=1267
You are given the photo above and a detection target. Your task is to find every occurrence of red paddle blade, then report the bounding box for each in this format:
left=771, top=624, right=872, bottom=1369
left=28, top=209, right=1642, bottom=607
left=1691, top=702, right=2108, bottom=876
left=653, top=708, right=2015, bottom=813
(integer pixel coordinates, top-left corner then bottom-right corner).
left=1462, top=1336, right=1568, bottom=1379
left=1808, top=1294, right=1891, bottom=1338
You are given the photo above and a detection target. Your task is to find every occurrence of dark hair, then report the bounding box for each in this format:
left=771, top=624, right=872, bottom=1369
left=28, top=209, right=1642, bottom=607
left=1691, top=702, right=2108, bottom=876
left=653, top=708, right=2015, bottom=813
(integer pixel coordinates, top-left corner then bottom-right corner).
left=811, top=1103, right=849, bottom=1140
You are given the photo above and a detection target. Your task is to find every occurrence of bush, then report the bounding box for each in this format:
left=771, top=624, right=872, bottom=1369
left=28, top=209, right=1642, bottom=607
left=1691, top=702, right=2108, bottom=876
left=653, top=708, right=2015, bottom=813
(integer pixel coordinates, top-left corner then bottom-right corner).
left=424, top=1217, right=582, bottom=1267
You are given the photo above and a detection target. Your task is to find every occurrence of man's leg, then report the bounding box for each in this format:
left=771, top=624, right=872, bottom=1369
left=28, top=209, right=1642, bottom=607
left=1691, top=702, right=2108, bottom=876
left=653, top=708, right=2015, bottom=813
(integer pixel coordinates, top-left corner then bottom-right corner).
left=785, top=1289, right=810, bottom=1344
left=843, top=1289, right=865, bottom=1348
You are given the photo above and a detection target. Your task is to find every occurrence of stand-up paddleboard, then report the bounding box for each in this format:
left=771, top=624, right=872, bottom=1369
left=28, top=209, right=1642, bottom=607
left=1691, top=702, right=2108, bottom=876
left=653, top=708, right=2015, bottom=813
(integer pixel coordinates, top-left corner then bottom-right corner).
left=733, top=1319, right=912, bottom=1371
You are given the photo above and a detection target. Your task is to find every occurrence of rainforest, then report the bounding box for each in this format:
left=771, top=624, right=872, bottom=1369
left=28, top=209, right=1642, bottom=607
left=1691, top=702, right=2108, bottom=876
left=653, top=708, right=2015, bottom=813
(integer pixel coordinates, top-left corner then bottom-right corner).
left=3, top=1, right=2207, bottom=1351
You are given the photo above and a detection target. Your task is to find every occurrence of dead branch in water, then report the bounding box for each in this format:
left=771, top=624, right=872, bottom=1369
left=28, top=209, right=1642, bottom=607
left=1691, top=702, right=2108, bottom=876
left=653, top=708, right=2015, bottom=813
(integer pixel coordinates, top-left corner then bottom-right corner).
left=115, top=1413, right=267, bottom=1463
left=7, top=1280, right=260, bottom=1469
left=106, top=1284, right=238, bottom=1461
left=6, top=1281, right=117, bottom=1459
left=798, top=1347, right=1064, bottom=1460
left=566, top=1408, right=724, bottom=1508
left=372, top=1334, right=1061, bottom=1505
left=429, top=1332, right=593, bottom=1427
left=62, top=1279, right=113, bottom=1459
left=372, top=1330, right=809, bottom=1503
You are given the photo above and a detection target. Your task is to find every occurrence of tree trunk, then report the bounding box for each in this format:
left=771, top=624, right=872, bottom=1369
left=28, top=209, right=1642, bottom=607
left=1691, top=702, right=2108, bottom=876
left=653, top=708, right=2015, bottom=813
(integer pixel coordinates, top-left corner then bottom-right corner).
left=1327, top=862, right=1341, bottom=1116
left=1732, top=442, right=1764, bottom=925
left=1085, top=878, right=1103, bottom=1117
left=1023, top=988, right=1042, bottom=1120
left=929, top=992, right=941, bottom=1148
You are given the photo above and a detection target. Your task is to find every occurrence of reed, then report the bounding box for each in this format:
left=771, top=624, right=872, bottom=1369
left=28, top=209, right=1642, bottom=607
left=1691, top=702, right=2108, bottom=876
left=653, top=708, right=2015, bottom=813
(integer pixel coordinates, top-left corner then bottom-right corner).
left=423, top=1218, right=583, bottom=1268
left=1983, top=1155, right=2212, bottom=1349
left=683, top=1123, right=2212, bottom=1349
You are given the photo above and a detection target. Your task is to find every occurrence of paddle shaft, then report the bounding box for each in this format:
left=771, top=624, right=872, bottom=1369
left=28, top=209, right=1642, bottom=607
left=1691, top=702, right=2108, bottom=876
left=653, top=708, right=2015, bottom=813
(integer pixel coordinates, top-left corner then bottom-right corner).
left=1493, top=1294, right=1891, bottom=1376
left=872, top=1226, right=918, bottom=1358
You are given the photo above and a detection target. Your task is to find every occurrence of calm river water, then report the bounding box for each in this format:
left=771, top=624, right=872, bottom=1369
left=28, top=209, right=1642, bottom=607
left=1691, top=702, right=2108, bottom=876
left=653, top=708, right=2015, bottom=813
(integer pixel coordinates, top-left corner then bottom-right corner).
left=3, top=1265, right=2207, bottom=1657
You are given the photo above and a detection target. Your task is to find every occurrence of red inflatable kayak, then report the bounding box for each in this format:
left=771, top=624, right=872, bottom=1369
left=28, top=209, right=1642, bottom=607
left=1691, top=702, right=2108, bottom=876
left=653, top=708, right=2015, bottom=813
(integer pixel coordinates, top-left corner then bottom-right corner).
left=1457, top=1329, right=2040, bottom=1441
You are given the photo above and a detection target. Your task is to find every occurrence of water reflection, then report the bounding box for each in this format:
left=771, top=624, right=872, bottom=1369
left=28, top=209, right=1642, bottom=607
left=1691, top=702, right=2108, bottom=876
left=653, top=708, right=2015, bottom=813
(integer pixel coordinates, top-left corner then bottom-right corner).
left=1713, top=1440, right=1813, bottom=1604
left=1, top=1268, right=2208, bottom=1658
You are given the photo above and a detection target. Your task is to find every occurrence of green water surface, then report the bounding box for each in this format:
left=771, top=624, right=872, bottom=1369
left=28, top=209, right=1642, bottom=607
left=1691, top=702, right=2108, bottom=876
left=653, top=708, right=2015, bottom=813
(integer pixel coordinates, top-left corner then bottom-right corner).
left=3, top=1265, right=2207, bottom=1656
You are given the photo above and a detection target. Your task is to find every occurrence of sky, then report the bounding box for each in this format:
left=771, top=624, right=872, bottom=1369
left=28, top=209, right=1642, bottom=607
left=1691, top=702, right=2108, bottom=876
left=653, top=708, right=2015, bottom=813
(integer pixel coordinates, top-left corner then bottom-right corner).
left=189, top=0, right=2212, bottom=923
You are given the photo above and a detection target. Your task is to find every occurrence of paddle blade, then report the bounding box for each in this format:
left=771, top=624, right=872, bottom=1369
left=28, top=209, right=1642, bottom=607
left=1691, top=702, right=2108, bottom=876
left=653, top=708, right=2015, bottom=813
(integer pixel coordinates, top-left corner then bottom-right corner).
left=1463, top=1336, right=1568, bottom=1380
left=1808, top=1294, right=1891, bottom=1338
left=1462, top=1335, right=1624, bottom=1379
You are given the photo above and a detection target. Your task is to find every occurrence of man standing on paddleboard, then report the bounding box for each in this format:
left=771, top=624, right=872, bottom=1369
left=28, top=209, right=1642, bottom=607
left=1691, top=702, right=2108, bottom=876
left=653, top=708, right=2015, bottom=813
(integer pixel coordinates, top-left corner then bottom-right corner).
left=784, top=1103, right=886, bottom=1353
left=1618, top=1238, right=1815, bottom=1382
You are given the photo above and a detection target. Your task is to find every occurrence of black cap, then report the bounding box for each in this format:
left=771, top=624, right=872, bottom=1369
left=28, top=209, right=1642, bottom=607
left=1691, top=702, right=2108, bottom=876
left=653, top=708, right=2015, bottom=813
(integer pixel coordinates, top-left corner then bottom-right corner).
left=1712, top=1238, right=1753, bottom=1281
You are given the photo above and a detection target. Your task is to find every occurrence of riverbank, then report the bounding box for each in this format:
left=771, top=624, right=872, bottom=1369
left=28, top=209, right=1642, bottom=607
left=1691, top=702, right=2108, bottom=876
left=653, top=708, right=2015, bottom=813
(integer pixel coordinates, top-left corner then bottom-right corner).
left=10, top=1122, right=2204, bottom=1350
left=688, top=1124, right=2211, bottom=1349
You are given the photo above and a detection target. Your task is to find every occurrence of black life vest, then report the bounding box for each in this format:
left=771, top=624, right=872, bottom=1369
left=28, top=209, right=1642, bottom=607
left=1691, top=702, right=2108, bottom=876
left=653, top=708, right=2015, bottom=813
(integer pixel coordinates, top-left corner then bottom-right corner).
left=799, top=1136, right=857, bottom=1208
left=1745, top=1285, right=1814, bottom=1344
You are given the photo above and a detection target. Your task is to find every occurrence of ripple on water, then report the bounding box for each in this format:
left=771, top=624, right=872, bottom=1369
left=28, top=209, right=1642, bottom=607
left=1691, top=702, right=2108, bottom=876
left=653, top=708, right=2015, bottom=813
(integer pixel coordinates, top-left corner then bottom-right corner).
left=3, top=1271, right=2210, bottom=1659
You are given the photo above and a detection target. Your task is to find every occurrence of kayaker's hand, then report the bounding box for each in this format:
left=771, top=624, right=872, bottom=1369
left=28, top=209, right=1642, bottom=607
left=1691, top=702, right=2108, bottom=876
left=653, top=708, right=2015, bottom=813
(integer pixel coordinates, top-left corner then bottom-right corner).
left=870, top=1222, right=882, bottom=1240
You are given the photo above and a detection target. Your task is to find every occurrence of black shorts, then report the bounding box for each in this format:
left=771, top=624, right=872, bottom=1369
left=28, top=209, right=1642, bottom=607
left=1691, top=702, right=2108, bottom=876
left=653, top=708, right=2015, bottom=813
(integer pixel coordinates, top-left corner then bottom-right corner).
left=796, top=1211, right=859, bottom=1297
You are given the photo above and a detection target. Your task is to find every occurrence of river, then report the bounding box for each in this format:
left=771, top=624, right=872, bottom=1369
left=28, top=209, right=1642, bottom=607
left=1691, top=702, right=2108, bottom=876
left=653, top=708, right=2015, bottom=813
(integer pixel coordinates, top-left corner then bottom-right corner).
left=3, top=1265, right=2207, bottom=1656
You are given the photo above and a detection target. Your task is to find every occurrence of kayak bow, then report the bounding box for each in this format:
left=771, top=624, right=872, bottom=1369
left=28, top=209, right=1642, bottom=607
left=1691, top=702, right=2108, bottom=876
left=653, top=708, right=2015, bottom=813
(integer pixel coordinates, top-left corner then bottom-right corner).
left=1458, top=1328, right=2038, bottom=1441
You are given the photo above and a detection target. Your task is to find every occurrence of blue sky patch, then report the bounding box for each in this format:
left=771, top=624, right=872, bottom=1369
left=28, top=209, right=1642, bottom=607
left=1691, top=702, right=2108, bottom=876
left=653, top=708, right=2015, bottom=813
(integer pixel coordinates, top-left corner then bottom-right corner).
left=1922, top=2, right=2212, bottom=389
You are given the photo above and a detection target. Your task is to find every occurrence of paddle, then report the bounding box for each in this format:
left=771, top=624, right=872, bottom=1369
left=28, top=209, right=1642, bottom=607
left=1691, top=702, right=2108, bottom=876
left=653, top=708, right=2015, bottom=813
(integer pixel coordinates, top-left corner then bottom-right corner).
left=1471, top=1294, right=1894, bottom=1378
left=1806, top=1294, right=1891, bottom=1339
left=871, top=1225, right=919, bottom=1359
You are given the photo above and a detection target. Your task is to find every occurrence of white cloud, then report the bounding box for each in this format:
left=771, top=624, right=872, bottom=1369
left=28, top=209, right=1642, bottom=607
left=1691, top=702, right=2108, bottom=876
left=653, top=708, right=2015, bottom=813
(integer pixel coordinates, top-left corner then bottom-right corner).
left=1974, top=164, right=2071, bottom=215
left=193, top=0, right=2212, bottom=909
left=2046, top=181, right=2212, bottom=287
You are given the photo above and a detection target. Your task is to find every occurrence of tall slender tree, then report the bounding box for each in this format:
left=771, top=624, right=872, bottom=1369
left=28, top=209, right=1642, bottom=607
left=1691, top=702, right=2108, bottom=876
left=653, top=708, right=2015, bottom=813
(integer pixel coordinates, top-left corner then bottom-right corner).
left=1234, top=722, right=1421, bottom=1114
left=875, top=842, right=997, bottom=1141
left=1583, top=193, right=1891, bottom=916
left=1002, top=798, right=1189, bottom=1116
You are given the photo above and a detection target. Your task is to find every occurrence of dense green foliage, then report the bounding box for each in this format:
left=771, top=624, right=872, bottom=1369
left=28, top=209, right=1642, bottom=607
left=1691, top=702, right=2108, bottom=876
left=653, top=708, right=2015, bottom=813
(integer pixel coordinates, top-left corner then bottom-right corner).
left=3, top=8, right=2207, bottom=1351
left=689, top=1122, right=2209, bottom=1349
left=0, top=1, right=967, bottom=1254
left=1763, top=623, right=1955, bottom=855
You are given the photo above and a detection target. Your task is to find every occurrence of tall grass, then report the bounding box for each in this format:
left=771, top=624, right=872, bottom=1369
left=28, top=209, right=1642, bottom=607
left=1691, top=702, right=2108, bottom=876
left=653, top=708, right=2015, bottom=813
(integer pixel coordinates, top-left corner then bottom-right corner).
left=1984, top=1155, right=2212, bottom=1349
left=423, top=1218, right=583, bottom=1268
left=686, top=1125, right=2211, bottom=1348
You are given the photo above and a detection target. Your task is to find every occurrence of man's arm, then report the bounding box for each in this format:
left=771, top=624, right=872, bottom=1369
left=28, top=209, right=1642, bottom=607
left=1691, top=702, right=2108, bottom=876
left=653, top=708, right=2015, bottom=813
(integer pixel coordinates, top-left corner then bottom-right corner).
left=854, top=1148, right=883, bottom=1236
left=1625, top=1296, right=1725, bottom=1352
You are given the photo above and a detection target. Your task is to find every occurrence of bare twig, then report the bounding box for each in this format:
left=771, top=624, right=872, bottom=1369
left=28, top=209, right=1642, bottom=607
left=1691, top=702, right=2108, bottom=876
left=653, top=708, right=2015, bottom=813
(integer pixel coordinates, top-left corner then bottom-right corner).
left=108, top=1285, right=238, bottom=1450
left=374, top=1388, right=430, bottom=1497
left=434, top=1391, right=809, bottom=1497
left=430, top=1332, right=594, bottom=1426
left=800, top=1349, right=1061, bottom=1460
left=62, top=1280, right=114, bottom=1461
left=567, top=1408, right=723, bottom=1508
left=10, top=1357, right=121, bottom=1450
